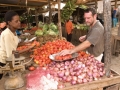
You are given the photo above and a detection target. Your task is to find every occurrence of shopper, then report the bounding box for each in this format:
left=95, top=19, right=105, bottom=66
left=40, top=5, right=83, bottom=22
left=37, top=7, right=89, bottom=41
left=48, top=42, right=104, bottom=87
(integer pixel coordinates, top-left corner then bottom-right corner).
left=0, top=10, right=34, bottom=79
left=60, top=7, right=104, bottom=62
left=65, top=19, right=74, bottom=42
left=112, top=7, right=117, bottom=27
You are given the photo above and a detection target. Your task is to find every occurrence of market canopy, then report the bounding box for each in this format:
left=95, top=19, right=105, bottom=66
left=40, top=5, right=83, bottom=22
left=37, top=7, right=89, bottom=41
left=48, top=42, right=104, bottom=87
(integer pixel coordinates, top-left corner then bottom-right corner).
left=0, top=0, right=120, bottom=15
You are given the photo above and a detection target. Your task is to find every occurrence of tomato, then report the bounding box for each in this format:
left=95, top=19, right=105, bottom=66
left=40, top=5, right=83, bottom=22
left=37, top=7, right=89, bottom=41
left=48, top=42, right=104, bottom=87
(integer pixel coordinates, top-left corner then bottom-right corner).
left=29, top=66, right=35, bottom=71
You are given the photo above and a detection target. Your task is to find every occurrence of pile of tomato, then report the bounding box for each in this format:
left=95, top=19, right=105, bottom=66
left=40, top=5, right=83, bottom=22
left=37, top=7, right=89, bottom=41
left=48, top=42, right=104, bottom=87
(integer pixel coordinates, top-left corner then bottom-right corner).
left=55, top=54, right=72, bottom=61
left=32, top=39, right=75, bottom=67
left=17, top=45, right=28, bottom=51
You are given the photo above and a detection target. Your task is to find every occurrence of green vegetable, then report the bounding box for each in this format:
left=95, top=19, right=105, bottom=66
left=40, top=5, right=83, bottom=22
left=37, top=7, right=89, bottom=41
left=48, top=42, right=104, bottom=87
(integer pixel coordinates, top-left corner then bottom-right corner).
left=49, top=23, right=58, bottom=32
left=46, top=29, right=57, bottom=35
left=43, top=24, right=49, bottom=31
left=35, top=30, right=43, bottom=36
left=38, top=21, right=44, bottom=28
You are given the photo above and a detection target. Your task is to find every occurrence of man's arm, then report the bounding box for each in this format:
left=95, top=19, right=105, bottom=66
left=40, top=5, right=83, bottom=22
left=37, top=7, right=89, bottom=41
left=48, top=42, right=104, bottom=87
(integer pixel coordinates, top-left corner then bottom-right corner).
left=59, top=40, right=91, bottom=56
left=70, top=40, right=91, bottom=54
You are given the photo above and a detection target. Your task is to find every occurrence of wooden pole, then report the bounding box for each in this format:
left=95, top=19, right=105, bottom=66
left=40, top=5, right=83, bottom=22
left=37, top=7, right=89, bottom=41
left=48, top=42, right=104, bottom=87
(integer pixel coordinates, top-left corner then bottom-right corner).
left=35, top=9, right=38, bottom=27
left=103, top=0, right=112, bottom=77
left=48, top=0, right=52, bottom=23
left=115, top=0, right=118, bottom=8
left=95, top=0, right=97, bottom=10
left=57, top=0, right=62, bottom=39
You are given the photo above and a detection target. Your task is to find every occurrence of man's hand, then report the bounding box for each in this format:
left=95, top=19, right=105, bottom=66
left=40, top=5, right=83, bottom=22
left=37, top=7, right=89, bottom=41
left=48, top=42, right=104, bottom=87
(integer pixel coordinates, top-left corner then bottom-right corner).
left=79, top=35, right=86, bottom=42
left=59, top=49, right=72, bottom=56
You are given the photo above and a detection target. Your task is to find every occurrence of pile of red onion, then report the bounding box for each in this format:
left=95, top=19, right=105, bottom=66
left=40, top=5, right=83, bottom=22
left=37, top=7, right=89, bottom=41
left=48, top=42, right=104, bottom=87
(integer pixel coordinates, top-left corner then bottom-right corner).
left=47, top=54, right=105, bottom=85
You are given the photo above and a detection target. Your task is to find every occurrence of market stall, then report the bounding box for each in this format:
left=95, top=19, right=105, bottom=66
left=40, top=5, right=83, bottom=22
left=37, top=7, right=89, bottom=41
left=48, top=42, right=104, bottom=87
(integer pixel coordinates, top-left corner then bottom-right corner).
left=1, top=0, right=120, bottom=90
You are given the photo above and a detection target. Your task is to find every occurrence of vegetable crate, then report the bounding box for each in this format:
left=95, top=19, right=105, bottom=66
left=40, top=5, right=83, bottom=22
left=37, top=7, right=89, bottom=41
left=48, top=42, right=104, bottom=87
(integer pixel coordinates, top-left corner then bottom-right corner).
left=59, top=72, right=120, bottom=90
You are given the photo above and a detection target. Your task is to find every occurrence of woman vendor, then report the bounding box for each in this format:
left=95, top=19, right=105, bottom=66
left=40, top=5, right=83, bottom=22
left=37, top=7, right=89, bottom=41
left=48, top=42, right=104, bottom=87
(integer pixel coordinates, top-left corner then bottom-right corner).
left=0, top=10, right=34, bottom=79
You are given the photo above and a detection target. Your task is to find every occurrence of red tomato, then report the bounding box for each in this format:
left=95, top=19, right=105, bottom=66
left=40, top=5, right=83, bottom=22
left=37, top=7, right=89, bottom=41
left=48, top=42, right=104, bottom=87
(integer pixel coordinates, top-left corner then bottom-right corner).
left=29, top=66, right=35, bottom=71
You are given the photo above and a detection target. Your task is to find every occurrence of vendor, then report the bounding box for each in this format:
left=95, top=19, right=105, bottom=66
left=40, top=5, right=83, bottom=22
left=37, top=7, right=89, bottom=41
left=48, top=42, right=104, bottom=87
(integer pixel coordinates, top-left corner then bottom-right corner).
left=0, top=10, right=34, bottom=79
left=60, top=7, right=104, bottom=62
left=65, top=19, right=74, bottom=42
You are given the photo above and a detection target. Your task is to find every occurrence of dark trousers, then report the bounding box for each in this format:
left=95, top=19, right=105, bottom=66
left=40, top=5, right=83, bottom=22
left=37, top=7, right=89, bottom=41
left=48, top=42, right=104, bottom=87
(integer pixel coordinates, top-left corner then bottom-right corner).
left=67, top=33, right=72, bottom=42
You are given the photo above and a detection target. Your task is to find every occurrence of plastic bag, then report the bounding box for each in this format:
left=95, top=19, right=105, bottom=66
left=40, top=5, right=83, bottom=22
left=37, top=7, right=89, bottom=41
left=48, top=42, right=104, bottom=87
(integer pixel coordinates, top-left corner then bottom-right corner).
left=26, top=67, right=58, bottom=90
left=26, top=67, right=49, bottom=89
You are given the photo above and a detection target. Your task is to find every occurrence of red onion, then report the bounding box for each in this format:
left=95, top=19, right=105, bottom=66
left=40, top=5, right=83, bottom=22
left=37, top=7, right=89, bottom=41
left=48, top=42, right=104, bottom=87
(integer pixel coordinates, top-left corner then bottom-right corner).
left=88, top=78, right=93, bottom=82
left=99, top=72, right=104, bottom=76
left=66, top=76, right=72, bottom=82
left=54, top=77, right=59, bottom=81
left=70, top=68, right=73, bottom=73
left=84, top=57, right=87, bottom=61
left=87, top=71, right=93, bottom=77
left=65, top=71, right=70, bottom=76
left=88, top=56, right=91, bottom=60
left=89, top=66, right=94, bottom=70
left=71, top=60, right=75, bottom=64
left=77, top=79, right=82, bottom=84
left=83, top=79, right=88, bottom=83
left=72, top=76, right=77, bottom=81
left=93, top=69, right=98, bottom=73
left=62, top=76, right=67, bottom=81
left=70, top=72, right=76, bottom=76
left=58, top=71, right=64, bottom=78
left=56, top=64, right=61, bottom=68
left=71, top=80, right=77, bottom=85
left=82, top=64, right=85, bottom=68
left=93, top=73, right=98, bottom=78
left=54, top=67, right=59, bottom=71
left=75, top=71, right=80, bottom=76
left=65, top=61, right=70, bottom=66
left=60, top=67, right=64, bottom=71
left=64, top=65, right=68, bottom=69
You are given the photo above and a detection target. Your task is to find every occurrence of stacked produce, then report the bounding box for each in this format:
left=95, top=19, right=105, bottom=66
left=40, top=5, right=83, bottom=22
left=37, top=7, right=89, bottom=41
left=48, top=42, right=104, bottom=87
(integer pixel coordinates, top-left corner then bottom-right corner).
left=75, top=24, right=89, bottom=30
left=35, top=22, right=59, bottom=36
left=46, top=52, right=105, bottom=86
left=17, top=41, right=40, bottom=51
left=55, top=54, right=72, bottom=61
left=27, top=39, right=105, bottom=89
left=32, top=39, right=75, bottom=67
left=37, top=35, right=59, bottom=45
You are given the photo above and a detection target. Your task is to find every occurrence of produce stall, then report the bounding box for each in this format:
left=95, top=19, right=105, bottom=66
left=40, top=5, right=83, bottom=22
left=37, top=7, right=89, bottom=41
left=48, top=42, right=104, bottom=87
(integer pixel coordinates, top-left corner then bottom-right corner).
left=1, top=0, right=120, bottom=90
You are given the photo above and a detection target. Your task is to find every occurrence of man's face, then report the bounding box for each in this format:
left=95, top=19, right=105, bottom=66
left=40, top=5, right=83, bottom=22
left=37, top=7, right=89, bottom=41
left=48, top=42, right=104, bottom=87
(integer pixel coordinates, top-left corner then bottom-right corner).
left=84, top=11, right=96, bottom=26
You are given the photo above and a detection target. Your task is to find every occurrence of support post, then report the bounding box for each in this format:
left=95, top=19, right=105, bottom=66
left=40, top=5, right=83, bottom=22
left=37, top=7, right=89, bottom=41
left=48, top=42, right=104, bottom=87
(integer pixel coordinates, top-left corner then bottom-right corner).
left=103, top=0, right=112, bottom=77
left=48, top=0, right=52, bottom=23
left=95, top=0, right=97, bottom=10
left=57, top=0, right=62, bottom=39
left=115, top=0, right=118, bottom=8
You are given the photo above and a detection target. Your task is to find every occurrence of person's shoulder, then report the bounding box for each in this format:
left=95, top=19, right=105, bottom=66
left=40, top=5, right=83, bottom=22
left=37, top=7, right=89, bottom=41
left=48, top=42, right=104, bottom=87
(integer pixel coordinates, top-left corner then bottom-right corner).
left=1, top=28, right=11, bottom=35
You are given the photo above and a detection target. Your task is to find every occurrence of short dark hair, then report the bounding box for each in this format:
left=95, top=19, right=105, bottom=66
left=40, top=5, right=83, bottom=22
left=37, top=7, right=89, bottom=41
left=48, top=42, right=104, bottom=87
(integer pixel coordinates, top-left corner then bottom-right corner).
left=4, top=10, right=18, bottom=25
left=84, top=7, right=97, bottom=16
